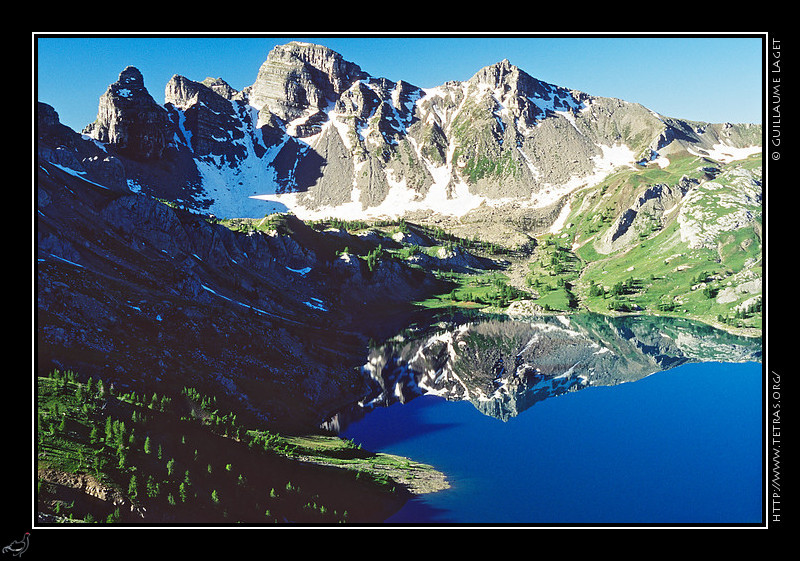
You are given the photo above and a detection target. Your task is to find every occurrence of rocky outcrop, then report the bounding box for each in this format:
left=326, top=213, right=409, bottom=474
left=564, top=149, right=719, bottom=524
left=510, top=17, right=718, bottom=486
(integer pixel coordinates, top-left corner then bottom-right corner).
left=37, top=468, right=143, bottom=519
left=202, top=76, right=241, bottom=100
left=164, top=74, right=252, bottom=165
left=83, top=66, right=174, bottom=160
left=678, top=165, right=763, bottom=250
left=596, top=177, right=697, bottom=254
left=37, top=102, right=130, bottom=192
left=248, top=41, right=368, bottom=130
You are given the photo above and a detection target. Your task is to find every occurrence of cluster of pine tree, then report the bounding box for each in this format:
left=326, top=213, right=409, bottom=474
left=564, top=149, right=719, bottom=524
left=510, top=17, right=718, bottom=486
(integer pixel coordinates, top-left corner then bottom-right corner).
left=717, top=296, right=762, bottom=325
left=37, top=371, right=370, bottom=524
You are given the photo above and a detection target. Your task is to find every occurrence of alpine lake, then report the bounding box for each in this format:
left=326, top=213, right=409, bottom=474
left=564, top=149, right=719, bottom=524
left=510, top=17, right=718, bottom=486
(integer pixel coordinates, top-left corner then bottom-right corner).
left=334, top=311, right=763, bottom=525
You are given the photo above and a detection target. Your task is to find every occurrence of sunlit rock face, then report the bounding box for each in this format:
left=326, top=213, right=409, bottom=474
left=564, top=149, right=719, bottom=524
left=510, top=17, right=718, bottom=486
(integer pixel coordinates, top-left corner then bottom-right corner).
left=248, top=41, right=369, bottom=129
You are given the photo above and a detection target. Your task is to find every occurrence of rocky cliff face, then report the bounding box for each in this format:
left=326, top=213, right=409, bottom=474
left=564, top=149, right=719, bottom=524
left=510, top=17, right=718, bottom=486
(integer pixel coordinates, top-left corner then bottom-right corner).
left=248, top=42, right=369, bottom=129
left=162, top=74, right=267, bottom=169
left=67, top=43, right=760, bottom=235
left=38, top=102, right=129, bottom=191
left=83, top=67, right=175, bottom=161
left=595, top=177, right=698, bottom=254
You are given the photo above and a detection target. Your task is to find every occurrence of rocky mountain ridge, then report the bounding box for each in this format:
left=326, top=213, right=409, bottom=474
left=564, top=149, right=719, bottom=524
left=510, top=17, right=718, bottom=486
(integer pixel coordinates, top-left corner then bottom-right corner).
left=72, top=41, right=761, bottom=235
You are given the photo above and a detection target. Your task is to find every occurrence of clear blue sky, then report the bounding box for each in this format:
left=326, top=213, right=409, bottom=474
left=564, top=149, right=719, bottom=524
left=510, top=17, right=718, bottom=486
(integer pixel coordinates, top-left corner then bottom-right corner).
left=35, top=33, right=764, bottom=134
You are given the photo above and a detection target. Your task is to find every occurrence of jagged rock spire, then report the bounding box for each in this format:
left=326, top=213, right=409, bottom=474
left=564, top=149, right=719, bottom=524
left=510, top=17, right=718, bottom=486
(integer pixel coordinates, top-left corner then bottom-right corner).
left=83, top=66, right=174, bottom=160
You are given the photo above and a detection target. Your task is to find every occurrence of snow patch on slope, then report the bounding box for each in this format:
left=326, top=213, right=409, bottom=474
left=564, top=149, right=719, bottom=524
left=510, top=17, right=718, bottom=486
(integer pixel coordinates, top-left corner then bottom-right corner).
left=530, top=143, right=637, bottom=209
left=250, top=140, right=637, bottom=221
left=687, top=143, right=761, bottom=164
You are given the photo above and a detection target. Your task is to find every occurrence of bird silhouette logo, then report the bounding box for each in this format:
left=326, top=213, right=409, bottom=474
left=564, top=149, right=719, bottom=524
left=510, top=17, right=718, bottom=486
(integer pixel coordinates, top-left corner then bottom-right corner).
left=2, top=533, right=29, bottom=557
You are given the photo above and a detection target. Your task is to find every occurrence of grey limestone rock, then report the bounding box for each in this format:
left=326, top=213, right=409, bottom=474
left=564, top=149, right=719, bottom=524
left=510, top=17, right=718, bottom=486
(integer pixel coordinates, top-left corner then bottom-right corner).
left=249, top=41, right=368, bottom=130
left=164, top=74, right=250, bottom=165
left=83, top=66, right=175, bottom=161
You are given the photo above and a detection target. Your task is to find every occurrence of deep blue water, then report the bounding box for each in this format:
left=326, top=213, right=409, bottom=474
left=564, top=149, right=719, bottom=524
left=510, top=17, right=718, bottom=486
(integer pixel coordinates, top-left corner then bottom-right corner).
left=341, top=361, right=763, bottom=525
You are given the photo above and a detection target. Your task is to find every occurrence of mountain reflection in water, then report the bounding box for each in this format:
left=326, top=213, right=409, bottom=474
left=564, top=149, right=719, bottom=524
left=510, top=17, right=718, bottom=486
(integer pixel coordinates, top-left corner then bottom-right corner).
left=326, top=313, right=761, bottom=431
